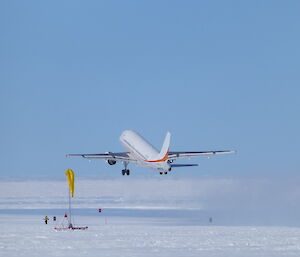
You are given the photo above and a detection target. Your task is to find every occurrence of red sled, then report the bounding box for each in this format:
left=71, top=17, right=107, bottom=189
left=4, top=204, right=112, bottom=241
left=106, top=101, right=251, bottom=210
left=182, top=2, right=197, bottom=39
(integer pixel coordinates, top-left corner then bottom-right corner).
left=54, top=226, right=88, bottom=231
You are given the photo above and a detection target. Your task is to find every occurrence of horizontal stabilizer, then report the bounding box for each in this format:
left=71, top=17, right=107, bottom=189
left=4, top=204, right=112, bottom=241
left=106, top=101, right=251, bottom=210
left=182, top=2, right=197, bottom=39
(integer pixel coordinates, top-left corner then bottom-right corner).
left=171, top=164, right=198, bottom=168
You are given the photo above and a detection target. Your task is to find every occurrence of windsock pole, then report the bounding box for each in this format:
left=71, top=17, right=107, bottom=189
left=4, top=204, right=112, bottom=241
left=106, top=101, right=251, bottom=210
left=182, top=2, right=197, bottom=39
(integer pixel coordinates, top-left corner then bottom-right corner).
left=68, top=188, right=72, bottom=228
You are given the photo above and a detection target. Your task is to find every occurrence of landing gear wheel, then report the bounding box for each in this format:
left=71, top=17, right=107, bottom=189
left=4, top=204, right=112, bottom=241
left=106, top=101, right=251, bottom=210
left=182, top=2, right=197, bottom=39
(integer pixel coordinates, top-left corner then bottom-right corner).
left=164, top=172, right=168, bottom=175
left=160, top=172, right=163, bottom=175
left=122, top=161, right=130, bottom=176
left=122, top=169, right=130, bottom=176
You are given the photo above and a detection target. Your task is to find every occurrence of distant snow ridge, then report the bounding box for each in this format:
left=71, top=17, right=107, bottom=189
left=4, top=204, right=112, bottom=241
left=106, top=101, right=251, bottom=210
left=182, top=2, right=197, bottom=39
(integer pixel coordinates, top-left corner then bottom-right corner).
left=1, top=177, right=300, bottom=216
left=0, top=179, right=205, bottom=209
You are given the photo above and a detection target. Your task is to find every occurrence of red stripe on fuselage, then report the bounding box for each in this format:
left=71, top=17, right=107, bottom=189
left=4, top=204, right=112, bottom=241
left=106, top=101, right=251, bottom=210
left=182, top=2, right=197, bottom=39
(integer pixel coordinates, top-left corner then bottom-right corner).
left=144, top=150, right=168, bottom=163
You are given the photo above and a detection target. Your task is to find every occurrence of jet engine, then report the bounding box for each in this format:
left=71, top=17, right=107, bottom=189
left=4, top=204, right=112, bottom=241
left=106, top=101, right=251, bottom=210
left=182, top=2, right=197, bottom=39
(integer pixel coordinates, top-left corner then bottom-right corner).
left=107, top=159, right=117, bottom=165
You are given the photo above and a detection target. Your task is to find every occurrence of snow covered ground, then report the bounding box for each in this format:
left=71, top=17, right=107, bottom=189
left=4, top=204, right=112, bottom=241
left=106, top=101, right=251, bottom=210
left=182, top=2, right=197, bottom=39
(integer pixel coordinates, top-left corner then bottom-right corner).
left=1, top=210, right=300, bottom=257
left=1, top=178, right=300, bottom=256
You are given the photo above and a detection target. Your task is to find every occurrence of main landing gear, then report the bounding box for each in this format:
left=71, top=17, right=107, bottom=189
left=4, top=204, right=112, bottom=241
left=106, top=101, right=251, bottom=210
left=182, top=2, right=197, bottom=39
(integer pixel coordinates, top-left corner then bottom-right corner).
left=160, top=172, right=168, bottom=175
left=122, top=161, right=130, bottom=176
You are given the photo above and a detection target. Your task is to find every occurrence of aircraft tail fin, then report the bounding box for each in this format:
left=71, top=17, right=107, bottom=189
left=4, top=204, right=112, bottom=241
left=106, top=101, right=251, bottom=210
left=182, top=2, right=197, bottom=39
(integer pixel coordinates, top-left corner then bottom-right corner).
left=156, top=131, right=171, bottom=161
left=145, top=132, right=171, bottom=162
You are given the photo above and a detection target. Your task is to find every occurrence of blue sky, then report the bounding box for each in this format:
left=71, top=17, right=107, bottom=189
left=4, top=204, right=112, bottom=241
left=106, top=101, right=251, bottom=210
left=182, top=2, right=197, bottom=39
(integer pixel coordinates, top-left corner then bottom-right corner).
left=1, top=1, right=300, bottom=178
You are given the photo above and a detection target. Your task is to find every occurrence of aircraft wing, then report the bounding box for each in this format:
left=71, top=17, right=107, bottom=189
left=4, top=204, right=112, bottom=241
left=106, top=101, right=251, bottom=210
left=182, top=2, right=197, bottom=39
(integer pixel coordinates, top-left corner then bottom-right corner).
left=168, top=150, right=236, bottom=160
left=66, top=152, right=135, bottom=162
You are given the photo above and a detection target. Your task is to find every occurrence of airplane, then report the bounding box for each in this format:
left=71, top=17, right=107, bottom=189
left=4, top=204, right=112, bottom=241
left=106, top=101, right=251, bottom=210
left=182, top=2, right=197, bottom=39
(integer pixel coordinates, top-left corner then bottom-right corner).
left=66, top=130, right=235, bottom=175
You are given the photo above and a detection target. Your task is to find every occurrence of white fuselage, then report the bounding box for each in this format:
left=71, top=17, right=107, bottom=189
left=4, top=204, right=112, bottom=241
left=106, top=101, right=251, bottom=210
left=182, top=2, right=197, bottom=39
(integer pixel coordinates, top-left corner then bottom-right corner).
left=120, top=130, right=171, bottom=171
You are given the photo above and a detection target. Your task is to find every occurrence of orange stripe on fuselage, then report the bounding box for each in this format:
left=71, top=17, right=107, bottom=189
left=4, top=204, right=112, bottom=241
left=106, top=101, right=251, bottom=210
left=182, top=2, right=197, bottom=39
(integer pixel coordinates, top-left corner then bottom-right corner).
left=144, top=150, right=169, bottom=163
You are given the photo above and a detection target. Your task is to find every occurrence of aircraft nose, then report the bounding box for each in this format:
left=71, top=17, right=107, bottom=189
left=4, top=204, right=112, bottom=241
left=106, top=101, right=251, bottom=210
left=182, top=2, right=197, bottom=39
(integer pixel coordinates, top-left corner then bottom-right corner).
left=121, top=130, right=133, bottom=137
left=120, top=130, right=134, bottom=142
left=120, top=130, right=129, bottom=139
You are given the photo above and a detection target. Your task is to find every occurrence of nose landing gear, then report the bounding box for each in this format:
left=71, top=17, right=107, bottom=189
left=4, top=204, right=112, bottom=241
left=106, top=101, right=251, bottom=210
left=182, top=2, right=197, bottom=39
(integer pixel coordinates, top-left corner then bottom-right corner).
left=122, top=169, right=130, bottom=176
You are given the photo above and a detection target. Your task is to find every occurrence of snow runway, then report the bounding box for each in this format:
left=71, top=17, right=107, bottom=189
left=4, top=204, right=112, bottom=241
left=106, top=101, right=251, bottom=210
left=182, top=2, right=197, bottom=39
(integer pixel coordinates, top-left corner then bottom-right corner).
left=1, top=209, right=300, bottom=257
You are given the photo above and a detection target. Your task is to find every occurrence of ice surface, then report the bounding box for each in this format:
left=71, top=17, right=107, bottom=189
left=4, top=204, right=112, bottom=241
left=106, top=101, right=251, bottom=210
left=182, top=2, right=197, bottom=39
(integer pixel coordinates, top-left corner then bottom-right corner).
left=1, top=178, right=300, bottom=256
left=1, top=178, right=300, bottom=226
left=1, top=210, right=300, bottom=257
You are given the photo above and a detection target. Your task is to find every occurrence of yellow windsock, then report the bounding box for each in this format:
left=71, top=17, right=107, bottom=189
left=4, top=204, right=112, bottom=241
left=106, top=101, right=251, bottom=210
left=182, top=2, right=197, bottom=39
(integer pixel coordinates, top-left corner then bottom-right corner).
left=65, top=169, right=75, bottom=198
